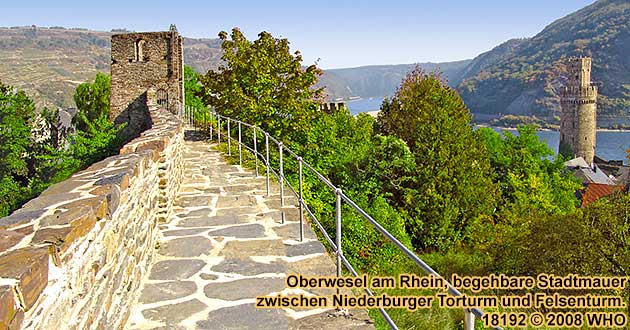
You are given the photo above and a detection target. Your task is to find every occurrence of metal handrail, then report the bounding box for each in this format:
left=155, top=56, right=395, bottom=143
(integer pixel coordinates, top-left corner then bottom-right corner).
left=183, top=107, right=491, bottom=330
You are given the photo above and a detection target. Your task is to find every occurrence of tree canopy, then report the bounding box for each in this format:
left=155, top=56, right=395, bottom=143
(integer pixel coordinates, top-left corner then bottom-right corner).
left=0, top=81, right=38, bottom=215
left=476, top=125, right=580, bottom=220
left=377, top=68, right=498, bottom=251
left=73, top=72, right=110, bottom=131
left=0, top=74, right=123, bottom=217
left=197, top=28, right=324, bottom=143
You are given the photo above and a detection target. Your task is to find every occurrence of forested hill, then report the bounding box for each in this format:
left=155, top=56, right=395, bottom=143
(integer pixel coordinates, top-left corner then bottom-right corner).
left=317, top=0, right=630, bottom=117
left=456, top=0, right=630, bottom=117
left=0, top=26, right=222, bottom=109
left=316, top=60, right=472, bottom=100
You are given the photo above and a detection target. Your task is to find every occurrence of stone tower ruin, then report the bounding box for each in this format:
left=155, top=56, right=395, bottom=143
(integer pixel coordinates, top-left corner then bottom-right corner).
left=559, top=57, right=598, bottom=164
left=110, top=25, right=184, bottom=138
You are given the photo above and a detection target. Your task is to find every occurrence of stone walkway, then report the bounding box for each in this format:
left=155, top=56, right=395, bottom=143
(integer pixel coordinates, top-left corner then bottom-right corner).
left=125, top=130, right=374, bottom=330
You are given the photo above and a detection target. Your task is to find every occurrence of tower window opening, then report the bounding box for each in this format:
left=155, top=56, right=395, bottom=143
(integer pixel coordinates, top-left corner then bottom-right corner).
left=157, top=89, right=168, bottom=107
left=135, top=39, right=145, bottom=62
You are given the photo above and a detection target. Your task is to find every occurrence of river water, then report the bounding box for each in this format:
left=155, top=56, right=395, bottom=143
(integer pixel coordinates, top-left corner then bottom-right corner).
left=345, top=97, right=629, bottom=164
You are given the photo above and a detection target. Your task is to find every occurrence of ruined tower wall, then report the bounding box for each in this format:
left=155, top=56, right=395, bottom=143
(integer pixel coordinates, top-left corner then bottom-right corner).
left=110, top=28, right=183, bottom=139
left=559, top=57, right=598, bottom=164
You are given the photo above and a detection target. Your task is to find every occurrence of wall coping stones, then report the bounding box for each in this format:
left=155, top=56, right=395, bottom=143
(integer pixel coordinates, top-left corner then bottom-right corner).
left=0, top=105, right=184, bottom=329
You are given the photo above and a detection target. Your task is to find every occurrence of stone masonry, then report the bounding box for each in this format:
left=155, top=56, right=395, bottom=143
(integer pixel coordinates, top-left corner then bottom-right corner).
left=0, top=101, right=185, bottom=329
left=125, top=130, right=374, bottom=330
left=559, top=57, right=598, bottom=164
left=110, top=25, right=184, bottom=140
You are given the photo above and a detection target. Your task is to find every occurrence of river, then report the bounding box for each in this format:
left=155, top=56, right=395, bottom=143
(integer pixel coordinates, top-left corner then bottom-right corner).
left=345, top=97, right=629, bottom=164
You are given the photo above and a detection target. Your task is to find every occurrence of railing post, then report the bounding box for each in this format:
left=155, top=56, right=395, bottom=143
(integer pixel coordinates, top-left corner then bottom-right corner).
left=298, top=157, right=304, bottom=242
left=238, top=122, right=242, bottom=166
left=253, top=127, right=259, bottom=177
left=227, top=118, right=231, bottom=156
left=464, top=309, right=475, bottom=330
left=209, top=111, right=213, bottom=140
left=217, top=115, right=221, bottom=145
left=279, top=142, right=285, bottom=224
left=265, top=133, right=270, bottom=197
left=335, top=188, right=342, bottom=293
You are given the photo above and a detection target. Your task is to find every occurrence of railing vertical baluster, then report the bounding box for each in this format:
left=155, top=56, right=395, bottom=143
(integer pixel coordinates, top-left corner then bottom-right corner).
left=265, top=133, right=270, bottom=197
left=298, top=157, right=304, bottom=242
left=253, top=127, right=259, bottom=177
left=227, top=118, right=231, bottom=156
left=335, top=188, right=342, bottom=293
left=209, top=111, right=213, bottom=140
left=238, top=122, right=242, bottom=166
left=279, top=142, right=285, bottom=224
left=464, top=309, right=475, bottom=330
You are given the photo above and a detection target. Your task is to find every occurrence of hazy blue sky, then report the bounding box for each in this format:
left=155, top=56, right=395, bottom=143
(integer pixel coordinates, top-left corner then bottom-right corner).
left=1, top=0, right=595, bottom=69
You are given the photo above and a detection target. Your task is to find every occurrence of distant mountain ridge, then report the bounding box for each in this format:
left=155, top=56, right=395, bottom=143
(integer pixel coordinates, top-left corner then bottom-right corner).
left=317, top=0, right=629, bottom=118
left=317, top=60, right=472, bottom=100
left=456, top=0, right=629, bottom=117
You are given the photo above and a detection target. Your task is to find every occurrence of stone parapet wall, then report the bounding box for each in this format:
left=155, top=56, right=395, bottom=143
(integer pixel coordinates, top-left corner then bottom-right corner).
left=0, top=106, right=183, bottom=330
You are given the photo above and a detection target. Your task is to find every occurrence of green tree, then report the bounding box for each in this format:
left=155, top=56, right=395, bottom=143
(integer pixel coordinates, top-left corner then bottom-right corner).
left=73, top=72, right=110, bottom=131
left=70, top=73, right=124, bottom=167
left=0, top=81, right=37, bottom=216
left=297, top=107, right=413, bottom=273
left=70, top=111, right=123, bottom=166
left=476, top=125, right=580, bottom=220
left=184, top=65, right=204, bottom=109
left=29, top=107, right=78, bottom=191
left=198, top=28, right=324, bottom=142
left=496, top=192, right=630, bottom=277
left=377, top=67, right=498, bottom=251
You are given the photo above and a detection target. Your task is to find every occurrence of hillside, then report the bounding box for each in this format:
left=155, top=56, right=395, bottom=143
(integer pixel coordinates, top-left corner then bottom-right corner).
left=317, top=60, right=472, bottom=100
left=456, top=0, right=630, bottom=117
left=2, top=1, right=628, bottom=119
left=0, top=26, right=222, bottom=109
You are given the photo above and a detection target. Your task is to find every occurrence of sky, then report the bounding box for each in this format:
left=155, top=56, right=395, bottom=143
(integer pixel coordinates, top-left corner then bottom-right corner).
left=1, top=0, right=596, bottom=69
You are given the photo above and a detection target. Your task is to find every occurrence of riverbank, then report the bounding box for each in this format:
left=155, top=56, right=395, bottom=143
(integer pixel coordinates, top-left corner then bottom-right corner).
left=475, top=123, right=630, bottom=132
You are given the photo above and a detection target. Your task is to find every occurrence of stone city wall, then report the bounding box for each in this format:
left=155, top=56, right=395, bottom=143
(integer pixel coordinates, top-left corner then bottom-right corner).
left=0, top=104, right=184, bottom=330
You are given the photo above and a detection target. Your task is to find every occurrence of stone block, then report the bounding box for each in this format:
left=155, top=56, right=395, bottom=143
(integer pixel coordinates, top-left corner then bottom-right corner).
left=136, top=137, right=168, bottom=153
left=95, top=171, right=131, bottom=191
left=0, top=209, right=45, bottom=230
left=0, top=230, right=25, bottom=252
left=39, top=205, right=95, bottom=227
left=32, top=211, right=97, bottom=254
left=0, top=247, right=49, bottom=309
left=90, top=184, right=121, bottom=216
left=0, top=285, right=22, bottom=330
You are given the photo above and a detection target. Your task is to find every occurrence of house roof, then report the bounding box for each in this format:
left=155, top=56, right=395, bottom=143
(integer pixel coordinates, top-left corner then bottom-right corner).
left=575, top=165, right=617, bottom=185
left=564, top=157, right=616, bottom=185
left=565, top=157, right=589, bottom=168
left=581, top=183, right=625, bottom=207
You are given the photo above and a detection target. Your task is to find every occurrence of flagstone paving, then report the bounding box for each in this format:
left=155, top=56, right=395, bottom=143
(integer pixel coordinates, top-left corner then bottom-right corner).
left=125, top=130, right=374, bottom=330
